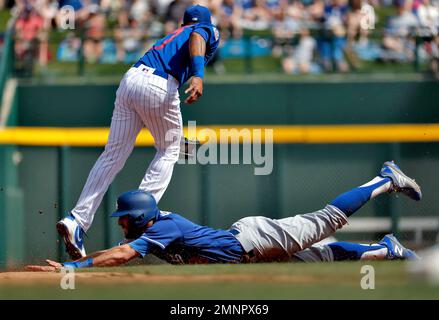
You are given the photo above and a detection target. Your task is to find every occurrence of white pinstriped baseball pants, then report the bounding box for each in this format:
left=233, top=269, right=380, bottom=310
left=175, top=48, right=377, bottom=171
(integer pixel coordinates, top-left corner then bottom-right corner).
left=71, top=67, right=182, bottom=231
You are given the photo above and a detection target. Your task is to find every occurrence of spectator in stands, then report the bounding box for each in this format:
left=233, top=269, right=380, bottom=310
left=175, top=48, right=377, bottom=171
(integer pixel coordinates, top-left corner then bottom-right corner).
left=382, top=0, right=418, bottom=61
left=307, top=0, right=325, bottom=21
left=114, top=2, right=146, bottom=63
left=14, top=0, right=432, bottom=75
left=38, top=0, right=58, bottom=66
left=282, top=27, right=317, bottom=73
left=100, top=0, right=122, bottom=15
left=14, top=4, right=45, bottom=73
left=130, top=0, right=151, bottom=26
left=151, top=0, right=175, bottom=18
left=271, top=3, right=300, bottom=57
left=58, top=0, right=83, bottom=11
left=236, top=0, right=254, bottom=11
left=346, top=0, right=375, bottom=46
left=344, top=0, right=376, bottom=69
left=265, top=0, right=284, bottom=16
left=417, top=0, right=439, bottom=35
left=57, top=31, right=81, bottom=61
left=386, top=0, right=418, bottom=36
left=130, top=0, right=154, bottom=50
left=57, top=0, right=89, bottom=22
left=241, top=0, right=272, bottom=30
left=283, top=0, right=305, bottom=21
left=83, top=3, right=105, bottom=62
left=164, top=0, right=192, bottom=34
left=416, top=0, right=439, bottom=76
left=319, top=0, right=350, bottom=72
left=217, top=0, right=243, bottom=39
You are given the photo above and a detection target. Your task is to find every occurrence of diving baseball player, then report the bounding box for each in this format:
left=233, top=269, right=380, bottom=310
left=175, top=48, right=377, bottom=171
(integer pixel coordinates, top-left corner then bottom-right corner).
left=56, top=5, right=220, bottom=260
left=27, top=161, right=421, bottom=271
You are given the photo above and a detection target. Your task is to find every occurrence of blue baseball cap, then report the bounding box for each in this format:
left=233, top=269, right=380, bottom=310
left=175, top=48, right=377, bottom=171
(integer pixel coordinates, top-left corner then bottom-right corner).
left=183, top=5, right=212, bottom=25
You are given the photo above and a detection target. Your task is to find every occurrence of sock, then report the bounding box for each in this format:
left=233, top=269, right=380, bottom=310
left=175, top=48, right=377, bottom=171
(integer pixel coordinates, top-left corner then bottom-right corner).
left=330, top=176, right=392, bottom=216
left=328, top=242, right=388, bottom=261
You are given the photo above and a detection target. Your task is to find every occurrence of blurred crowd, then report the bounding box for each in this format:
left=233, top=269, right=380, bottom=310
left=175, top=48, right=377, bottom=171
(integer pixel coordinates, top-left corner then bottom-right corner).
left=4, top=0, right=439, bottom=75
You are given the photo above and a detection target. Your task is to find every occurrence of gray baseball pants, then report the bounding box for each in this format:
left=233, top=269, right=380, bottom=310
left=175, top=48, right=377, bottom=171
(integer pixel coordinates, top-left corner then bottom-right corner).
left=230, top=205, right=348, bottom=262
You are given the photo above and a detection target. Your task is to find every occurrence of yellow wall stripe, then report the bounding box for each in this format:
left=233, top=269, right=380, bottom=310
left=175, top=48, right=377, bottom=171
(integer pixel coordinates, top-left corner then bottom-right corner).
left=0, top=124, right=439, bottom=146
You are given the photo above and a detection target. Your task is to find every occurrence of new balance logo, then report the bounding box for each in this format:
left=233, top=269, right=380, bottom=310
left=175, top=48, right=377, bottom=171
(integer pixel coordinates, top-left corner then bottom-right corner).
left=394, top=244, right=404, bottom=257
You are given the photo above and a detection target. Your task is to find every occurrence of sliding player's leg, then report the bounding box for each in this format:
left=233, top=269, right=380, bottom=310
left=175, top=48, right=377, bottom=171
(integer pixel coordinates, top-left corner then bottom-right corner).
left=230, top=161, right=421, bottom=262
left=292, top=234, right=419, bottom=262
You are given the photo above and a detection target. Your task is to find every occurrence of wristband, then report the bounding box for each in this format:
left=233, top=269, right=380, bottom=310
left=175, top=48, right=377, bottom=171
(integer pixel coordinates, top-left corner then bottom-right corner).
left=191, top=56, right=205, bottom=78
left=63, top=258, right=93, bottom=269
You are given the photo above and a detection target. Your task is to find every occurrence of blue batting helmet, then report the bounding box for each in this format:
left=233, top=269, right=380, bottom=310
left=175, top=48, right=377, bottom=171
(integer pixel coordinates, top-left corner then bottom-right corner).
left=110, top=190, right=159, bottom=228
left=183, top=5, right=212, bottom=25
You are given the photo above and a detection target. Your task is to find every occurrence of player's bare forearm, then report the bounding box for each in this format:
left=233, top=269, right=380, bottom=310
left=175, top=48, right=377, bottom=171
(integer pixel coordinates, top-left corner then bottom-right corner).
left=73, top=239, right=134, bottom=263
left=185, top=32, right=206, bottom=104
left=74, top=249, right=108, bottom=262
left=24, top=245, right=140, bottom=272
left=90, top=245, right=140, bottom=267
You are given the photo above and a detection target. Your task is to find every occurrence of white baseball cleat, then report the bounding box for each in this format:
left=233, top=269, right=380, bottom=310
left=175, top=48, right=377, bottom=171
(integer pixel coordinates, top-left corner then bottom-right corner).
left=56, top=215, right=86, bottom=260
left=379, top=160, right=422, bottom=201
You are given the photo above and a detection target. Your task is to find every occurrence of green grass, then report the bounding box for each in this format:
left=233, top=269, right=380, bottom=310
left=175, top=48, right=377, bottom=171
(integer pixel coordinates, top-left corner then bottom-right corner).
left=31, top=60, right=427, bottom=85
left=0, top=10, right=10, bottom=32
left=34, top=61, right=130, bottom=78
left=32, top=57, right=283, bottom=78
left=1, top=261, right=438, bottom=300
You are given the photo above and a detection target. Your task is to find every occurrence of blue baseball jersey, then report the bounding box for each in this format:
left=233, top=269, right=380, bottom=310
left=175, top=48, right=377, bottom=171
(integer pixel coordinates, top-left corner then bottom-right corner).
left=138, top=23, right=220, bottom=86
left=128, top=212, right=244, bottom=264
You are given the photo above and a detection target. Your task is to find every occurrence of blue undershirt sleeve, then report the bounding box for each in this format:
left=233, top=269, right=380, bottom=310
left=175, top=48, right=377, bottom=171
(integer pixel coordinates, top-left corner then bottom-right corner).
left=192, top=27, right=210, bottom=43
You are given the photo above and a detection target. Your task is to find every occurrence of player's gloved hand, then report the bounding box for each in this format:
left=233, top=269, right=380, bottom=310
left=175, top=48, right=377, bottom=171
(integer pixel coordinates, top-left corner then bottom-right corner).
left=184, top=77, right=203, bottom=104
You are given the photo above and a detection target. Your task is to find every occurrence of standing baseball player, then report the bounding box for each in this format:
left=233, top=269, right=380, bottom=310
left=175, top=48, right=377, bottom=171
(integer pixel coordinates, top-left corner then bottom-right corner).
left=28, top=161, right=421, bottom=270
left=56, top=5, right=220, bottom=260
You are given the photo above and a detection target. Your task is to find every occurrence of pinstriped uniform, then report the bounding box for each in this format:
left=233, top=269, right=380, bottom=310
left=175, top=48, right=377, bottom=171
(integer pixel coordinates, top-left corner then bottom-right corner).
left=70, top=19, right=219, bottom=232
left=71, top=66, right=181, bottom=231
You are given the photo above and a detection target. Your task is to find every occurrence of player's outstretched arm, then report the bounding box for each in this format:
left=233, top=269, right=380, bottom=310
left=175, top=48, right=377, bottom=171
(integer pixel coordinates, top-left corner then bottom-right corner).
left=88, top=244, right=140, bottom=267
left=185, top=32, right=206, bottom=104
left=25, top=245, right=141, bottom=271
left=75, top=249, right=109, bottom=262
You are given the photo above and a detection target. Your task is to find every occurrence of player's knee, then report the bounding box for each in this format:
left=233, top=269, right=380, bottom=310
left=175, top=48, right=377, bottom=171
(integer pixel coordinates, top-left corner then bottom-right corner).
left=163, top=146, right=180, bottom=162
left=156, top=142, right=180, bottom=160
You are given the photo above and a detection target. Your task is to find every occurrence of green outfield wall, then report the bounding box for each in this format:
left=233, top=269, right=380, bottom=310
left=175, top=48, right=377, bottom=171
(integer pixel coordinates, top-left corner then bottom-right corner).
left=16, top=80, right=439, bottom=126
left=1, top=79, right=439, bottom=267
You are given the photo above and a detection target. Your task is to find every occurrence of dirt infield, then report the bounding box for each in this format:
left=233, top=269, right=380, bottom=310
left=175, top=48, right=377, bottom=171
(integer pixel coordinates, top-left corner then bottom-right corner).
left=0, top=271, right=319, bottom=285
left=1, top=262, right=438, bottom=299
